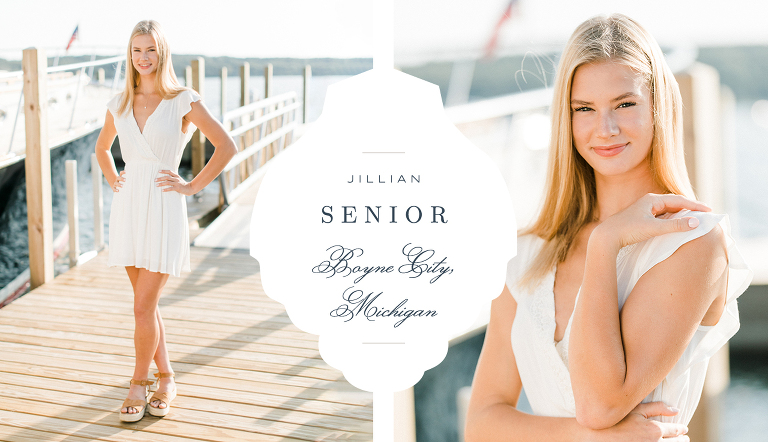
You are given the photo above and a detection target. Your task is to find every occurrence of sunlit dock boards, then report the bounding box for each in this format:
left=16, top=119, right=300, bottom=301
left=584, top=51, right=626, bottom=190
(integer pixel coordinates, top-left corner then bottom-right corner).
left=0, top=248, right=373, bottom=441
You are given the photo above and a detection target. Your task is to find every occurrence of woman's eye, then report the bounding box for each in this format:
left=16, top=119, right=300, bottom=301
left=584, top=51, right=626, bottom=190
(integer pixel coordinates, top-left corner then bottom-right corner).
left=573, top=107, right=591, bottom=112
left=618, top=101, right=637, bottom=108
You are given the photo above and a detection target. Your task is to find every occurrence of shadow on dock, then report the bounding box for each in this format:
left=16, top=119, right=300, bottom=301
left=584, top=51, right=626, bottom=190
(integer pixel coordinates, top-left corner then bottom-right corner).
left=0, top=247, right=372, bottom=441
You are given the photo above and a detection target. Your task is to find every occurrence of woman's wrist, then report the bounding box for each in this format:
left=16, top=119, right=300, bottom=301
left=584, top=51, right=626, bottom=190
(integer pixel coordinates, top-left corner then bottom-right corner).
left=188, top=178, right=202, bottom=195
left=573, top=419, right=602, bottom=442
left=588, top=223, right=622, bottom=256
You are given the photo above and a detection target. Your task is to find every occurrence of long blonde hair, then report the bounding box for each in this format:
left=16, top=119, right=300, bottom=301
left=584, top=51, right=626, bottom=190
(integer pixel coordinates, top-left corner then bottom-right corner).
left=519, top=13, right=694, bottom=288
left=115, top=20, right=187, bottom=115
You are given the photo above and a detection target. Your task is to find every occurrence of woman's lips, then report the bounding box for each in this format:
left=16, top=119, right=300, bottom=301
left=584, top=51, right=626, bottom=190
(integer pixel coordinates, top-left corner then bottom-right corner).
left=593, top=143, right=627, bottom=157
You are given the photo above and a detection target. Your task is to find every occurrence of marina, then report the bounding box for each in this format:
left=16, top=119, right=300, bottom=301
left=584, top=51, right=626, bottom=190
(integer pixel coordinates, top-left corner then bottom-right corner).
left=0, top=11, right=767, bottom=441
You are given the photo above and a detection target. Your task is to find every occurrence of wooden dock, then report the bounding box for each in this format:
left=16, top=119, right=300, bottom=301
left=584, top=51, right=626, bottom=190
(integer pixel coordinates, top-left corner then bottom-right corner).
left=0, top=247, right=373, bottom=441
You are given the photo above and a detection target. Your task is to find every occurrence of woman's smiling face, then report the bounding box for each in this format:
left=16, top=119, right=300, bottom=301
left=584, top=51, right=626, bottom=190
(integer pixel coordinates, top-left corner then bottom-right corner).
left=131, top=33, right=159, bottom=77
left=570, top=61, right=654, bottom=179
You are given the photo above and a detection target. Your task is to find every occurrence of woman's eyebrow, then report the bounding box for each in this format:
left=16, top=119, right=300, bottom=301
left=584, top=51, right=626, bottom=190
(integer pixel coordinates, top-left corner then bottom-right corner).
left=570, top=92, right=639, bottom=105
left=132, top=45, right=157, bottom=49
left=611, top=92, right=638, bottom=101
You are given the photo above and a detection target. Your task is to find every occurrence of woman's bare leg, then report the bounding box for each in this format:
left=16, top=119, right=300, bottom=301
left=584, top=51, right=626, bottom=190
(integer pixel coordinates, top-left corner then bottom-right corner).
left=121, top=267, right=170, bottom=414
left=150, top=308, right=176, bottom=409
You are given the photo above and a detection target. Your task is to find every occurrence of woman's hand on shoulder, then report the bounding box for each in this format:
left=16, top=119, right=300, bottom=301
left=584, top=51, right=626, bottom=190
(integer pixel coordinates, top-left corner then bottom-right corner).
left=584, top=402, right=689, bottom=442
left=593, top=193, right=711, bottom=250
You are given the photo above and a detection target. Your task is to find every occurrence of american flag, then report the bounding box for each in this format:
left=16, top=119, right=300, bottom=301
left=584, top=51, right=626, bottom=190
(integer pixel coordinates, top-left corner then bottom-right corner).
left=65, top=25, right=79, bottom=52
left=484, top=0, right=519, bottom=59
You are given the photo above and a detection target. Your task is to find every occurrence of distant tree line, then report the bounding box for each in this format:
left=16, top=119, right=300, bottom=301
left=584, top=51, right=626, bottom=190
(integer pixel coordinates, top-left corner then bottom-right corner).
left=400, top=46, right=768, bottom=103
left=0, top=55, right=372, bottom=79
left=2, top=46, right=766, bottom=101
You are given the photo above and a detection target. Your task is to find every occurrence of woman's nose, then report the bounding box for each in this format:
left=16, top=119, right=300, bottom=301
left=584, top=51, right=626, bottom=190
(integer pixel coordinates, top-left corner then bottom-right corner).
left=596, top=111, right=620, bottom=138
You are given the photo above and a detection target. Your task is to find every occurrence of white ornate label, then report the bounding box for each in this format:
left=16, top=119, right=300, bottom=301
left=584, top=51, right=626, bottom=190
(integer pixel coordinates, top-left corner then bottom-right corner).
left=251, top=69, right=515, bottom=392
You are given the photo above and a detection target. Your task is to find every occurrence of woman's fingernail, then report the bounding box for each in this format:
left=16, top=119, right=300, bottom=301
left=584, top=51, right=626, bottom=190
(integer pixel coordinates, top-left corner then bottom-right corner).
left=669, top=407, right=680, bottom=413
left=688, top=218, right=699, bottom=228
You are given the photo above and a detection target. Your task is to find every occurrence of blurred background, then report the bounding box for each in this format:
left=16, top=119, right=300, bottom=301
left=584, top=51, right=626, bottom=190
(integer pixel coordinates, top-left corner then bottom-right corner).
left=393, top=1, right=768, bottom=442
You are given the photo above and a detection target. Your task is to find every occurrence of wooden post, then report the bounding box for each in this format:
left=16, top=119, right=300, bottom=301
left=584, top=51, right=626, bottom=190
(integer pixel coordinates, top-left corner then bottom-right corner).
left=240, top=63, right=251, bottom=184
left=303, top=65, right=311, bottom=123
left=97, top=68, right=105, bottom=85
left=66, top=160, right=79, bottom=268
left=185, top=66, right=192, bottom=89
left=191, top=58, right=206, bottom=177
left=687, top=345, right=730, bottom=442
left=91, top=153, right=104, bottom=251
left=264, top=63, right=275, bottom=164
left=220, top=66, right=227, bottom=122
left=675, top=63, right=726, bottom=442
left=395, top=387, right=417, bottom=442
left=240, top=62, right=250, bottom=107
left=264, top=63, right=273, bottom=99
left=22, top=47, right=54, bottom=289
left=675, top=63, right=723, bottom=211
left=111, top=59, right=122, bottom=95
left=219, top=66, right=229, bottom=210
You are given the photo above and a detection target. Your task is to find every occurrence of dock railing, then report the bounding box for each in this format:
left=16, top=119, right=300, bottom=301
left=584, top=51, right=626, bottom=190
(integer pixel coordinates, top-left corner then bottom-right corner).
left=7, top=48, right=309, bottom=304
left=219, top=90, right=300, bottom=206
left=186, top=59, right=306, bottom=211
left=0, top=53, right=123, bottom=167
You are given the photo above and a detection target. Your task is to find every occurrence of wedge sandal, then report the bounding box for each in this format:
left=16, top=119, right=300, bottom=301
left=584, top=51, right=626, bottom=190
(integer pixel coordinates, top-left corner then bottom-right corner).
left=148, top=372, right=177, bottom=417
left=119, top=378, right=154, bottom=423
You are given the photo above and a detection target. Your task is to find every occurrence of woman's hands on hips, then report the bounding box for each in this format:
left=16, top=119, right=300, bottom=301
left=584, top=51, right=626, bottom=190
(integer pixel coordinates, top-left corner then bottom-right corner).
left=592, top=193, right=711, bottom=251
left=156, top=170, right=197, bottom=195
left=585, top=402, right=689, bottom=442
left=111, top=171, right=126, bottom=192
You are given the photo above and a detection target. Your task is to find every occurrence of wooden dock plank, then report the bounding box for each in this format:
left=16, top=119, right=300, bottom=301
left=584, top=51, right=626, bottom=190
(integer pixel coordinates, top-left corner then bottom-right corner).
left=0, top=313, right=320, bottom=350
left=0, top=369, right=366, bottom=431
left=0, top=383, right=371, bottom=440
left=0, top=345, right=354, bottom=392
left=0, top=247, right=372, bottom=441
left=3, top=304, right=319, bottom=344
left=0, top=424, right=96, bottom=442
left=0, top=320, right=325, bottom=360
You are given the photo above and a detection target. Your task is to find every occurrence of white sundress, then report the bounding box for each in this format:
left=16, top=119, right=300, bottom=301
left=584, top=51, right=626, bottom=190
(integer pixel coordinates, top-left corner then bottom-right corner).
left=105, top=89, right=201, bottom=277
left=507, top=210, right=753, bottom=424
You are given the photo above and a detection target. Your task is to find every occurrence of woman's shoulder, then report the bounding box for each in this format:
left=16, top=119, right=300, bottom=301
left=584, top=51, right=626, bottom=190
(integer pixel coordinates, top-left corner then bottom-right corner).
left=625, top=210, right=731, bottom=285
left=516, top=233, right=546, bottom=256
left=506, top=233, right=546, bottom=297
left=639, top=210, right=725, bottom=260
left=170, top=87, right=201, bottom=102
left=170, top=88, right=202, bottom=115
left=106, top=93, right=124, bottom=114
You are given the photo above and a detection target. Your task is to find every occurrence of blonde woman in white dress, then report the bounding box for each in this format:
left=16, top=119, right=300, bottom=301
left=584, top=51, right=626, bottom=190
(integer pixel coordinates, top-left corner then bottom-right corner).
left=465, top=14, right=752, bottom=441
left=94, top=20, right=237, bottom=422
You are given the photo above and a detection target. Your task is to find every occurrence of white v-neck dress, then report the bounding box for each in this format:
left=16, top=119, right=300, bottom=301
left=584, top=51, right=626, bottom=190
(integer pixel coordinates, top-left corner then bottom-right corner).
left=507, top=210, right=753, bottom=425
left=105, top=89, right=201, bottom=276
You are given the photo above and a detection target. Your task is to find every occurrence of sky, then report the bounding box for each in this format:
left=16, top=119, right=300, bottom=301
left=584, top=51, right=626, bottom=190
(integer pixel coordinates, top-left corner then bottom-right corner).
left=394, top=0, right=768, bottom=64
left=1, top=0, right=766, bottom=63
left=0, top=0, right=375, bottom=60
